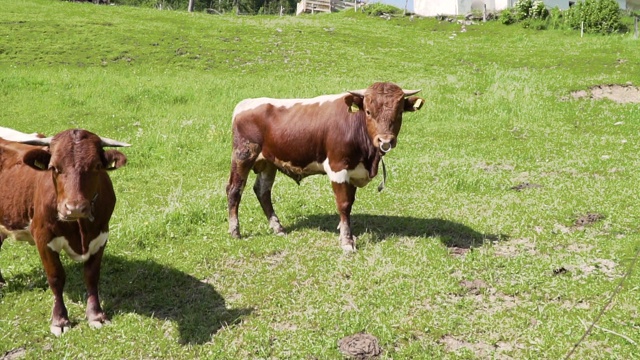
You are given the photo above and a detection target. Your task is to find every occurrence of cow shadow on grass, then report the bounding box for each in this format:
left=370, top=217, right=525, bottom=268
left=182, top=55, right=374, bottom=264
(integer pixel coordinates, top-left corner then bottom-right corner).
left=2, top=255, right=252, bottom=345
left=290, top=214, right=508, bottom=249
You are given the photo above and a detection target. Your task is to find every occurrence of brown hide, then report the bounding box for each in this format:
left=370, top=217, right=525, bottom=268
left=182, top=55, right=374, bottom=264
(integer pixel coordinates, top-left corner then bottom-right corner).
left=0, top=129, right=128, bottom=336
left=234, top=97, right=380, bottom=181
left=227, top=82, right=424, bottom=251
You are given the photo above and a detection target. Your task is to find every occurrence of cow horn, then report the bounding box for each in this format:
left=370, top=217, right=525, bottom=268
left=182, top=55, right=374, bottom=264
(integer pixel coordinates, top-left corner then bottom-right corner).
left=403, top=89, right=422, bottom=96
left=100, top=137, right=131, bottom=147
left=0, top=127, right=51, bottom=145
left=347, top=89, right=366, bottom=98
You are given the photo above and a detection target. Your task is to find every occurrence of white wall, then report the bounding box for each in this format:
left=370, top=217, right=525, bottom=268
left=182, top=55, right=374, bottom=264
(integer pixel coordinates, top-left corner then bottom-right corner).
left=413, top=0, right=627, bottom=17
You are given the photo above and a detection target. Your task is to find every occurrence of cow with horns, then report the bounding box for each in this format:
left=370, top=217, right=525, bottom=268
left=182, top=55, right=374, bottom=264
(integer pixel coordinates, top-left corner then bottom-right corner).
left=0, top=127, right=129, bottom=336
left=227, top=82, right=424, bottom=251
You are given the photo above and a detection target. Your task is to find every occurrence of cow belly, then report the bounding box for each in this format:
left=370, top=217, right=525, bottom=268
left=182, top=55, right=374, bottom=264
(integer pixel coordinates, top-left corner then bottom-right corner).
left=0, top=223, right=35, bottom=245
left=261, top=153, right=371, bottom=188
left=47, top=232, right=109, bottom=262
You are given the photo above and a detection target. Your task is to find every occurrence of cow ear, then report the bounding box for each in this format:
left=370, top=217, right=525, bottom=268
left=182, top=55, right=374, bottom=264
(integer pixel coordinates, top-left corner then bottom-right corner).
left=103, top=150, right=128, bottom=170
left=22, top=149, right=51, bottom=171
left=345, top=94, right=364, bottom=113
left=404, top=96, right=424, bottom=112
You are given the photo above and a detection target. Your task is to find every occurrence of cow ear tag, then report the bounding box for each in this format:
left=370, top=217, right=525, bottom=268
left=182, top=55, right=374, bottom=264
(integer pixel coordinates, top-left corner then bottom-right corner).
left=34, top=160, right=46, bottom=170
left=413, top=98, right=423, bottom=110
left=349, top=103, right=360, bottom=113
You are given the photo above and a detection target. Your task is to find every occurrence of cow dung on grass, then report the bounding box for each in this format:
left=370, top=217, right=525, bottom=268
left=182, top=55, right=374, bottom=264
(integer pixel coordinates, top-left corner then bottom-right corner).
left=338, top=332, right=382, bottom=359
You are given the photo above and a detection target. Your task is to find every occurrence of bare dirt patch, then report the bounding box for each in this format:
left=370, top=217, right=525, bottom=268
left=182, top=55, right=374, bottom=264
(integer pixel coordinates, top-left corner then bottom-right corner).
left=460, top=279, right=488, bottom=295
left=569, top=84, right=640, bottom=103
left=510, top=182, right=542, bottom=191
left=449, top=247, right=470, bottom=257
left=574, top=213, right=605, bottom=227
left=439, top=335, right=518, bottom=359
left=338, top=333, right=382, bottom=359
left=493, top=238, right=537, bottom=257
left=1, top=348, right=26, bottom=360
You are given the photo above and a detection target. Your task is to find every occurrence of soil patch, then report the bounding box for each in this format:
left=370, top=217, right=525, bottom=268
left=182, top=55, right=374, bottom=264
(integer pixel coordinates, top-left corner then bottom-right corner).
left=449, top=247, right=470, bottom=257
left=510, top=182, right=542, bottom=191
left=574, top=213, right=604, bottom=227
left=338, top=333, right=382, bottom=359
left=460, top=279, right=488, bottom=295
left=493, top=237, right=537, bottom=257
left=1, top=348, right=26, bottom=360
left=569, top=84, right=640, bottom=103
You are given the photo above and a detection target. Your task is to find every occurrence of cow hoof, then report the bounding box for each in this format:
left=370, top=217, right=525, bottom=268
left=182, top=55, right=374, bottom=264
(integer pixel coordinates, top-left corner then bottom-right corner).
left=50, top=324, right=71, bottom=337
left=89, top=319, right=111, bottom=329
left=341, top=243, right=356, bottom=252
left=230, top=228, right=241, bottom=239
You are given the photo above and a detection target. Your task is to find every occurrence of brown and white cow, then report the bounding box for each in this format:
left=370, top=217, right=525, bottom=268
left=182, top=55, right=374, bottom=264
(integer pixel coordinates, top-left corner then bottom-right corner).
left=0, top=127, right=129, bottom=336
left=227, top=82, right=424, bottom=251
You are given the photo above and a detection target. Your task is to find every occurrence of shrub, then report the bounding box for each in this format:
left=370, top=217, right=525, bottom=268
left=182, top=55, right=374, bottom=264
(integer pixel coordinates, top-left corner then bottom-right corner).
left=514, top=0, right=533, bottom=21
left=361, top=3, right=402, bottom=16
left=530, top=0, right=549, bottom=19
left=547, top=6, right=566, bottom=29
left=499, top=9, right=516, bottom=25
left=565, top=0, right=623, bottom=33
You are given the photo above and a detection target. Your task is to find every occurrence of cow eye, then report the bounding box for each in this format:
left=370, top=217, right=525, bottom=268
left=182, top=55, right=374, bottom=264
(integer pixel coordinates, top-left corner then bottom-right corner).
left=366, top=110, right=371, bottom=116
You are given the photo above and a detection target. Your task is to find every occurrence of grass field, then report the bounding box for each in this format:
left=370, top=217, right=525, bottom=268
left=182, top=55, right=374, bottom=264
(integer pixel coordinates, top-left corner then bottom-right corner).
left=1, top=1, right=640, bottom=358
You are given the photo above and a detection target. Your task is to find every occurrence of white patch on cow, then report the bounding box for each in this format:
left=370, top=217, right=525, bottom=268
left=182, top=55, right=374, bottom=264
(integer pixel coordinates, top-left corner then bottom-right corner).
left=322, top=159, right=371, bottom=187
left=260, top=154, right=372, bottom=187
left=47, top=232, right=109, bottom=262
left=0, top=223, right=35, bottom=245
left=232, top=93, right=346, bottom=121
left=322, top=158, right=349, bottom=183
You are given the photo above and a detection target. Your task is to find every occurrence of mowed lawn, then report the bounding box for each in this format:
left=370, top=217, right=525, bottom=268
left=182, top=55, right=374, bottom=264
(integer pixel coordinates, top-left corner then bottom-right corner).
left=1, top=0, right=639, bottom=358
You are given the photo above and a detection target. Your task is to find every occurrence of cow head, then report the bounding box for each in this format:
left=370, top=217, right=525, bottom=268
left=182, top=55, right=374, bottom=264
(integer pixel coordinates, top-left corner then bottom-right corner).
left=346, top=82, right=424, bottom=154
left=20, top=129, right=130, bottom=222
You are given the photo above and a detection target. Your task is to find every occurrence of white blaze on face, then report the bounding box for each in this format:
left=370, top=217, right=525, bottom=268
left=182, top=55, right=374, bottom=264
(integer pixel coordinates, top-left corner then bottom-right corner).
left=47, top=232, right=109, bottom=262
left=232, top=93, right=347, bottom=121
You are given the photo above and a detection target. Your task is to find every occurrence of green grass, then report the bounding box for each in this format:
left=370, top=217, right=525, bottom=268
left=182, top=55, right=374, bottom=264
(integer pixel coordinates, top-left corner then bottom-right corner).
left=1, top=1, right=640, bottom=358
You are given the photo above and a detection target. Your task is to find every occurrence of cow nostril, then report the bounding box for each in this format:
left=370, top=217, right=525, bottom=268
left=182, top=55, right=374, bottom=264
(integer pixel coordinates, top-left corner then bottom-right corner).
left=379, top=142, right=392, bottom=153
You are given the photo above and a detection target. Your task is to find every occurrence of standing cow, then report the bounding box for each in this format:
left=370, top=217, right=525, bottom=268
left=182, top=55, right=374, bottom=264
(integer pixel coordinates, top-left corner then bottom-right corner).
left=0, top=127, right=129, bottom=336
left=227, top=82, right=424, bottom=251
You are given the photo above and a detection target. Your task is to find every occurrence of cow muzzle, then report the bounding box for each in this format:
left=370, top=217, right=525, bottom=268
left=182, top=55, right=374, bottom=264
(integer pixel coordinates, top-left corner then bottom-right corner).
left=376, top=136, right=396, bottom=154
left=58, top=194, right=97, bottom=222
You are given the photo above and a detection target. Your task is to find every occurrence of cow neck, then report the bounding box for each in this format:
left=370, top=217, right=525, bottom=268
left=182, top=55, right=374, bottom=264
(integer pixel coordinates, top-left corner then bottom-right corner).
left=349, top=111, right=380, bottom=178
left=77, top=219, right=89, bottom=255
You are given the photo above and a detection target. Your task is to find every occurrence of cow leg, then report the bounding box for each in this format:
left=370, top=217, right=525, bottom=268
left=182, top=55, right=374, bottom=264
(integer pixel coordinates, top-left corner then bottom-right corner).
left=0, top=235, right=5, bottom=286
left=227, top=141, right=261, bottom=238
left=253, top=163, right=285, bottom=236
left=37, top=245, right=71, bottom=336
left=331, top=182, right=357, bottom=252
left=84, top=246, right=109, bottom=329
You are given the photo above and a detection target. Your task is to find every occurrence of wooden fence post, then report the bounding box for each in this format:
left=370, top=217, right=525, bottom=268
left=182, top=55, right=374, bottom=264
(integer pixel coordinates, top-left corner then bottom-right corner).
left=635, top=17, right=638, bottom=40
left=483, top=4, right=486, bottom=22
